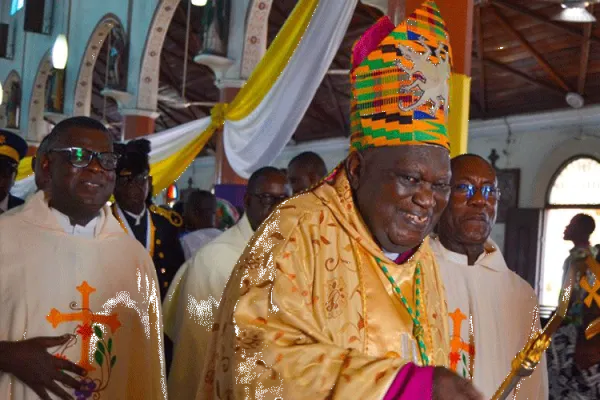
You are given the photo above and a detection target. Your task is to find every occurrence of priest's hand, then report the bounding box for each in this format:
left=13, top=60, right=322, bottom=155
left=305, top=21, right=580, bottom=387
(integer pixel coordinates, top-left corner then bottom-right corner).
left=433, top=366, right=484, bottom=400
left=0, top=335, right=87, bottom=400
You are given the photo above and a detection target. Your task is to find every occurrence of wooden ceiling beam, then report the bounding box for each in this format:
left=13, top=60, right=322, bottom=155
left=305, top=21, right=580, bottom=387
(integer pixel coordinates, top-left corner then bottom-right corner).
left=578, top=6, right=594, bottom=95
left=489, top=5, right=571, bottom=92
left=482, top=57, right=565, bottom=95
left=475, top=4, right=486, bottom=116
left=491, top=0, right=600, bottom=45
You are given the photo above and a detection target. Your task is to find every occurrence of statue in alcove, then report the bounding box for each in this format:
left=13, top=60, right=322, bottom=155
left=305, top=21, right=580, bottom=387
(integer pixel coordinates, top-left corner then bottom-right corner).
left=106, top=27, right=127, bottom=90
left=201, top=0, right=230, bottom=57
left=45, top=68, right=65, bottom=113
left=6, top=81, right=21, bottom=128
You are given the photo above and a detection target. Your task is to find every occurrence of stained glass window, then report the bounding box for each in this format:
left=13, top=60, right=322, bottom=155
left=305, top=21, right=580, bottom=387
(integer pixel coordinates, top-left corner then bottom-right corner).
left=10, top=0, right=25, bottom=16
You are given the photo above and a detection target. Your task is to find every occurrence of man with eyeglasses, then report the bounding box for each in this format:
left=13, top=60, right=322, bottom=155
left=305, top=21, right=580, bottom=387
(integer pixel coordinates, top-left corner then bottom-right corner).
left=0, top=117, right=166, bottom=399
left=0, top=129, right=28, bottom=215
left=431, top=154, right=548, bottom=399
left=111, top=139, right=185, bottom=300
left=166, top=166, right=289, bottom=399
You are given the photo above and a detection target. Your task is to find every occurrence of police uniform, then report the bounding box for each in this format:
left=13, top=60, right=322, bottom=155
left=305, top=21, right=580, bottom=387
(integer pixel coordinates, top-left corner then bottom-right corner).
left=0, top=129, right=27, bottom=213
left=111, top=202, right=185, bottom=299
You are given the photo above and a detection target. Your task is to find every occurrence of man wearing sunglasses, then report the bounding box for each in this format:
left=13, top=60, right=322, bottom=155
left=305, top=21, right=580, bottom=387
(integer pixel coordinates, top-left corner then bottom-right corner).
left=431, top=154, right=547, bottom=399
left=166, top=166, right=289, bottom=399
left=0, top=129, right=28, bottom=215
left=0, top=117, right=166, bottom=399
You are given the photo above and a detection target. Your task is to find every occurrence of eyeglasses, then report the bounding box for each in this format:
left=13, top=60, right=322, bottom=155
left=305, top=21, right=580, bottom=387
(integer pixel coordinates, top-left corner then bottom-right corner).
left=251, top=193, right=288, bottom=207
left=50, top=147, right=121, bottom=171
left=118, top=173, right=149, bottom=186
left=453, top=183, right=500, bottom=201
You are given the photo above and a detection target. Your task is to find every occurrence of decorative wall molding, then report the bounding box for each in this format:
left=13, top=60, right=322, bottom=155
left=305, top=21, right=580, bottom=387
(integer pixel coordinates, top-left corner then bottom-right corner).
left=0, top=70, right=21, bottom=130
left=469, top=105, right=600, bottom=138
left=240, top=0, right=273, bottom=79
left=72, top=14, right=123, bottom=116
left=28, top=52, right=52, bottom=141
left=137, top=0, right=180, bottom=111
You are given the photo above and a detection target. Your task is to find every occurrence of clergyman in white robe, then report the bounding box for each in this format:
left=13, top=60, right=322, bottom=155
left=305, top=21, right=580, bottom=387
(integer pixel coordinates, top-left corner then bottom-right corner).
left=164, top=213, right=254, bottom=399
left=430, top=235, right=548, bottom=399
left=0, top=192, right=166, bottom=399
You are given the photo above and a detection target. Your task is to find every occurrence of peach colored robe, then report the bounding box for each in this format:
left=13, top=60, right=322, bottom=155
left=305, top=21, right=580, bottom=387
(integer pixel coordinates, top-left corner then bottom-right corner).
left=198, top=169, right=450, bottom=399
left=0, top=192, right=166, bottom=400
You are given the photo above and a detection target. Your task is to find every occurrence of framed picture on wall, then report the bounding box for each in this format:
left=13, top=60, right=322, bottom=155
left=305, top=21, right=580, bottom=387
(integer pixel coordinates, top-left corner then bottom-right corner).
left=496, top=168, right=520, bottom=223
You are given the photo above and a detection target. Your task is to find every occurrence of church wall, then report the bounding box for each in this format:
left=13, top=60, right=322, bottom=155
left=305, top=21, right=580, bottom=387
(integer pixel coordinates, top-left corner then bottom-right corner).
left=0, top=0, right=163, bottom=139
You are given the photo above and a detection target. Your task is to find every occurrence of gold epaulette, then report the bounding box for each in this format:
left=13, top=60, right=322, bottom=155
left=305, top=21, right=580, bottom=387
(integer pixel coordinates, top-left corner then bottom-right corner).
left=149, top=204, right=183, bottom=227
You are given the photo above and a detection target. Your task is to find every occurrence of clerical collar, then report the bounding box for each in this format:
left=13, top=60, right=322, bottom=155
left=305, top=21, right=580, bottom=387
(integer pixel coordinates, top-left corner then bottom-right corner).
left=50, top=208, right=100, bottom=238
left=124, top=207, right=147, bottom=226
left=383, top=247, right=419, bottom=265
left=0, top=194, right=8, bottom=213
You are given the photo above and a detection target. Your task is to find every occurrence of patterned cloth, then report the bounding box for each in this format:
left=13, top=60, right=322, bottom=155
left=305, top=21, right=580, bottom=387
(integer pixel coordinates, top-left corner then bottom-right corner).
left=197, top=169, right=450, bottom=399
left=350, top=0, right=452, bottom=152
left=548, top=325, right=600, bottom=399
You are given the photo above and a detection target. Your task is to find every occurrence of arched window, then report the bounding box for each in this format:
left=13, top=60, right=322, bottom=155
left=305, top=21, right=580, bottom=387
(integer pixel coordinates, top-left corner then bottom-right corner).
left=539, top=156, right=600, bottom=311
left=10, top=0, right=24, bottom=16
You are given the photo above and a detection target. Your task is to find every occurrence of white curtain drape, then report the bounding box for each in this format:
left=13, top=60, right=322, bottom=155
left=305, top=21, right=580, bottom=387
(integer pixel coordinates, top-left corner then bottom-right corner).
left=224, top=0, right=358, bottom=178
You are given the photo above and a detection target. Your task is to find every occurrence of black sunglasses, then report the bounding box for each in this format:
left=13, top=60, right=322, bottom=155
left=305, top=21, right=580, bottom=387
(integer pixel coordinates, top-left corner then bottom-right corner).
left=50, top=147, right=121, bottom=171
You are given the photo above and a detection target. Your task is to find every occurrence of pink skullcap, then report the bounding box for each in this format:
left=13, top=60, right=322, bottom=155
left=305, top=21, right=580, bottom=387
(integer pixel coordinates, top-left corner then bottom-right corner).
left=351, top=16, right=396, bottom=70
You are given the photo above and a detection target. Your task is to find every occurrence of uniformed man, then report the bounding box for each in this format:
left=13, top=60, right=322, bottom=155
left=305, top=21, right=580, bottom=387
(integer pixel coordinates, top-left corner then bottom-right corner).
left=0, top=129, right=28, bottom=214
left=111, top=139, right=185, bottom=299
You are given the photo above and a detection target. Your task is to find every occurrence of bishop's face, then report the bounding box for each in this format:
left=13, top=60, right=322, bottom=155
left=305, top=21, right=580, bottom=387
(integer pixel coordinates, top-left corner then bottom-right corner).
left=347, top=145, right=451, bottom=254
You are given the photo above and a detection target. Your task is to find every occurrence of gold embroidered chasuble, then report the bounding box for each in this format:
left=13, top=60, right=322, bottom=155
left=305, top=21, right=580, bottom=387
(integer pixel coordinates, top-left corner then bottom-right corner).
left=199, top=169, right=450, bottom=399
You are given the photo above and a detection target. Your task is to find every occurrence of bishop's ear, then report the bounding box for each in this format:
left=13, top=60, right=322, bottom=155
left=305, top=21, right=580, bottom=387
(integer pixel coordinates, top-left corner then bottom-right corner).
left=345, top=151, right=365, bottom=190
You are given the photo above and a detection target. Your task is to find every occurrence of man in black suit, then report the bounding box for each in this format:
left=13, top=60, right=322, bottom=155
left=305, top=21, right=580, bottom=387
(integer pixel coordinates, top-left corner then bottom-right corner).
left=0, top=129, right=28, bottom=215
left=111, top=139, right=185, bottom=298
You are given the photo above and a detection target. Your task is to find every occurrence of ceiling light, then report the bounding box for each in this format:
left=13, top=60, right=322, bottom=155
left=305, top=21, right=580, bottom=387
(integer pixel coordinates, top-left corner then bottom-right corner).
left=52, top=34, right=68, bottom=70
left=0, top=82, right=3, bottom=105
left=191, top=0, right=208, bottom=6
left=553, top=6, right=596, bottom=23
left=498, top=46, right=505, bottom=50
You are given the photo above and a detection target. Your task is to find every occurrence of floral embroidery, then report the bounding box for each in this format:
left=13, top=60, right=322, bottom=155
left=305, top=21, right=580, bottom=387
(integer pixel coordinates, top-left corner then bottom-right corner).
left=325, top=277, right=348, bottom=319
left=46, top=281, right=120, bottom=399
left=236, top=329, right=264, bottom=351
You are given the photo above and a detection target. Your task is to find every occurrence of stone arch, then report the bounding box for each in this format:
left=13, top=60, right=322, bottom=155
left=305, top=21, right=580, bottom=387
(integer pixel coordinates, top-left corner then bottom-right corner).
left=0, top=70, right=22, bottom=130
left=137, top=0, right=180, bottom=111
left=240, top=0, right=274, bottom=79
left=531, top=136, right=600, bottom=208
left=27, top=51, right=53, bottom=141
left=72, top=14, right=123, bottom=116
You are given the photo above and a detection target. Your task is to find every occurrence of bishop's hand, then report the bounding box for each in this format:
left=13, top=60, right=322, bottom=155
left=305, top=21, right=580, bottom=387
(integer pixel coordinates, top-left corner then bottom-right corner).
left=433, top=366, right=484, bottom=400
left=0, top=335, right=87, bottom=400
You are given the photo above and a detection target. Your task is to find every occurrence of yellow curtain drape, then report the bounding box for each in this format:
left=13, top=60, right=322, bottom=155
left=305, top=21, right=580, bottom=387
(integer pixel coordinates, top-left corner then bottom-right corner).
left=17, top=156, right=34, bottom=181
left=16, top=0, right=321, bottom=196
left=448, top=72, right=471, bottom=158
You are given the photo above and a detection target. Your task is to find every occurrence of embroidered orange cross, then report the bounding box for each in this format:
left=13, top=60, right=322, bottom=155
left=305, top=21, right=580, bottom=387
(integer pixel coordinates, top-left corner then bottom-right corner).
left=46, top=281, right=121, bottom=372
left=581, top=276, right=600, bottom=308
left=449, top=308, right=475, bottom=372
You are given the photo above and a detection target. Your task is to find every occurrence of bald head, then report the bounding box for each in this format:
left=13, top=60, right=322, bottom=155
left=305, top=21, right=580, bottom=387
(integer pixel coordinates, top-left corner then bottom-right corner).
left=287, top=151, right=327, bottom=194
left=437, top=154, right=499, bottom=256
left=245, top=167, right=289, bottom=230
left=184, top=189, right=217, bottom=231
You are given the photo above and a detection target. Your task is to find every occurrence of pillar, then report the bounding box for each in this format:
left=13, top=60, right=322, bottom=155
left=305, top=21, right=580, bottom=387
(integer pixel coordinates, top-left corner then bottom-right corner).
left=121, top=109, right=160, bottom=140
left=214, top=82, right=247, bottom=186
left=406, top=0, right=474, bottom=157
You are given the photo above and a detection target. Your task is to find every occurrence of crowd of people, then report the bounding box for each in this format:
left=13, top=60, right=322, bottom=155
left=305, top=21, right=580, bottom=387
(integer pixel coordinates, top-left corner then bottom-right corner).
left=0, top=1, right=598, bottom=399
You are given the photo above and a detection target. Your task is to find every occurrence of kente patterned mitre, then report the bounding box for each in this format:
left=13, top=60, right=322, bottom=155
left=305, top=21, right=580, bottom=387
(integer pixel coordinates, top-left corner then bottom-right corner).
left=350, top=0, right=452, bottom=152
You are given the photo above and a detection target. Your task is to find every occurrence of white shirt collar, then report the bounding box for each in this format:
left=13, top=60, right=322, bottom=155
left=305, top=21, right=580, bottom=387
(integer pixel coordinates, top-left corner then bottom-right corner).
left=123, top=207, right=147, bottom=226
left=430, top=234, right=507, bottom=272
left=0, top=194, right=8, bottom=213
left=51, top=208, right=100, bottom=238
